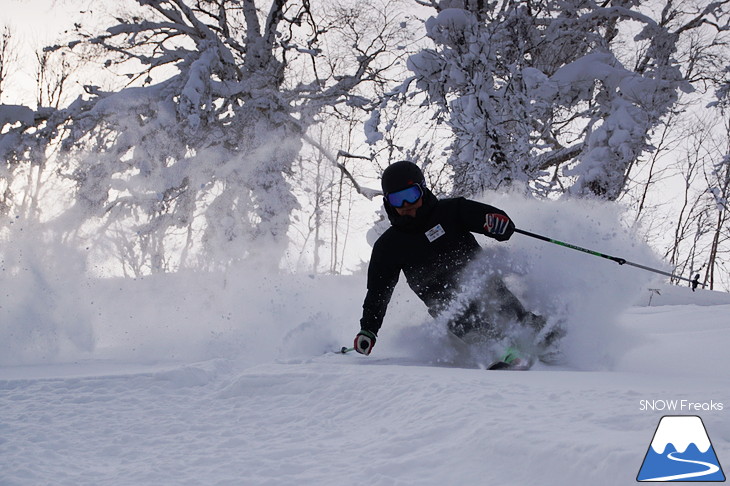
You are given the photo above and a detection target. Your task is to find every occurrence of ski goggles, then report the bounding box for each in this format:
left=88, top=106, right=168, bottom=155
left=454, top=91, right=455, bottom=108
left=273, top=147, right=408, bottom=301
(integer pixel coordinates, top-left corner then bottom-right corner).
left=386, top=184, right=423, bottom=208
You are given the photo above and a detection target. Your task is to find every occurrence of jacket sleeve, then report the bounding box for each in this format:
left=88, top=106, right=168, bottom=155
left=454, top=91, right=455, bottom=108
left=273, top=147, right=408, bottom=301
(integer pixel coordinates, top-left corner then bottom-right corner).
left=359, top=239, right=400, bottom=335
left=456, top=197, right=514, bottom=240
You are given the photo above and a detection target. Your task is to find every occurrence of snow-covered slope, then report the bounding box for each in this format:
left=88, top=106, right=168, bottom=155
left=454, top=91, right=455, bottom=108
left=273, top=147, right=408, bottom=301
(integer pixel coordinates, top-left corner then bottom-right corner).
left=1, top=280, right=728, bottom=485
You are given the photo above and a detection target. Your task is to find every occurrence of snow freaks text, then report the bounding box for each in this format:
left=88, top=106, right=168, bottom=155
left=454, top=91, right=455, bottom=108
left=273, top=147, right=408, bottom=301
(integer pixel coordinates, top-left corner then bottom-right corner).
left=639, top=400, right=724, bottom=412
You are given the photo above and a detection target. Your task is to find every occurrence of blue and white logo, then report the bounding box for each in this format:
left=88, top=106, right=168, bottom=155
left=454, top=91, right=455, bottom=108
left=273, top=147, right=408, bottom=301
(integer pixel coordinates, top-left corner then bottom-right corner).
left=637, top=416, right=725, bottom=482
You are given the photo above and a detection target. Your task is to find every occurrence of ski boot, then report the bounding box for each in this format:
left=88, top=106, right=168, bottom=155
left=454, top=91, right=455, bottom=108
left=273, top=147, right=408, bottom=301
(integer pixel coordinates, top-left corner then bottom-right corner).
left=487, top=346, right=533, bottom=370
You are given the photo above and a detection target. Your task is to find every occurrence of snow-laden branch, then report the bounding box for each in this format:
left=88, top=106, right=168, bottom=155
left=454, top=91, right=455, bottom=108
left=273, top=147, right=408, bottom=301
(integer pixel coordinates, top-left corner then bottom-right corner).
left=390, top=1, right=710, bottom=200
left=302, top=133, right=380, bottom=200
left=0, top=0, right=410, bottom=273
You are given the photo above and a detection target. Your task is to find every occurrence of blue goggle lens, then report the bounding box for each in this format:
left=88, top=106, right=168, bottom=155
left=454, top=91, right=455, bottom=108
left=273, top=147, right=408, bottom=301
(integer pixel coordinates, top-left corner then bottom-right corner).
left=386, top=184, right=423, bottom=208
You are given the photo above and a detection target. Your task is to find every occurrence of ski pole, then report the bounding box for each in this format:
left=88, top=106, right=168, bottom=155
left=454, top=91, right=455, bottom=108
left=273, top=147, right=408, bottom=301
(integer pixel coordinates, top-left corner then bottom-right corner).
left=340, top=346, right=355, bottom=354
left=514, top=228, right=704, bottom=291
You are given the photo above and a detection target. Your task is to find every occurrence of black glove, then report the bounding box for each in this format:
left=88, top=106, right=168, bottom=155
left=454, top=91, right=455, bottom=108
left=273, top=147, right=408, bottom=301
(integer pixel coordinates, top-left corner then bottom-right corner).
left=484, top=213, right=515, bottom=241
left=354, top=329, right=377, bottom=355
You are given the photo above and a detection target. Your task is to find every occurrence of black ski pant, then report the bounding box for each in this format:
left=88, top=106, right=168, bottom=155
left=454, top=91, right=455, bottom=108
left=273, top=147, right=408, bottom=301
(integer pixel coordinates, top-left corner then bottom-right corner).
left=445, top=275, right=545, bottom=341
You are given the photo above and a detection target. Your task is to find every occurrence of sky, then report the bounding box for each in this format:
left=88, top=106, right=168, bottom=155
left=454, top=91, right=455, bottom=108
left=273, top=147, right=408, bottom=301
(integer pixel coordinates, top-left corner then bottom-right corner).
left=1, top=0, right=97, bottom=105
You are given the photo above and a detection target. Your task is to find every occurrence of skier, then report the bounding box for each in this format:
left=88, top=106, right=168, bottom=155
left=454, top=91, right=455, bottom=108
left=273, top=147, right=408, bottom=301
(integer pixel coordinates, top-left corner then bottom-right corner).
left=353, top=161, right=554, bottom=367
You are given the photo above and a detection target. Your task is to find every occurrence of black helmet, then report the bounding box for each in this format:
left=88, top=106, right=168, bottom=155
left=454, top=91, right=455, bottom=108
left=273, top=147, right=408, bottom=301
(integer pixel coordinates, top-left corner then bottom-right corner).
left=381, top=161, right=425, bottom=194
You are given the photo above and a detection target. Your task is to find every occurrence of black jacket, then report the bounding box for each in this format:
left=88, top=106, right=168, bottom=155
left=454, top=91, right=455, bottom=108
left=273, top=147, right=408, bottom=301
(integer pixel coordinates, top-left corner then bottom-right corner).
left=360, top=192, right=512, bottom=335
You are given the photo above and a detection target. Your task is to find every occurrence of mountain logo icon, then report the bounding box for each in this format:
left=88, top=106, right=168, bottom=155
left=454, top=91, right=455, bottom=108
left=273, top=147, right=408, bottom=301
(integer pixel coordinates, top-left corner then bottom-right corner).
left=637, top=415, right=725, bottom=482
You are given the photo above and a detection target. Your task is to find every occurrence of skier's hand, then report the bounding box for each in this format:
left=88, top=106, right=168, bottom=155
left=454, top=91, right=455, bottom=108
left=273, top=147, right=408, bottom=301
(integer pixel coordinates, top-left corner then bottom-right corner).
left=484, top=213, right=515, bottom=241
left=354, top=330, right=377, bottom=356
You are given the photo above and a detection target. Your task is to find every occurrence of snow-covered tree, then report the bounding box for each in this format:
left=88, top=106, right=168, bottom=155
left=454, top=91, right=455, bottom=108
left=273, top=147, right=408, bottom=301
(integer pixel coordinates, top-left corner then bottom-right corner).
left=0, top=0, right=412, bottom=274
left=700, top=75, right=730, bottom=290
left=372, top=0, right=729, bottom=200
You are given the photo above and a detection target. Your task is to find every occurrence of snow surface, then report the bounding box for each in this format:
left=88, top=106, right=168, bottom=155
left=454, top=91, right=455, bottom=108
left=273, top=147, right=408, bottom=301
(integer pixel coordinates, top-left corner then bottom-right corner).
left=2, top=195, right=729, bottom=485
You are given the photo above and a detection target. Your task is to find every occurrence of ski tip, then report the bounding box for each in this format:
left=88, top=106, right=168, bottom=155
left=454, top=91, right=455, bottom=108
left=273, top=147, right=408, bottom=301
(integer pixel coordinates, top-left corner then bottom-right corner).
left=487, top=357, right=533, bottom=371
